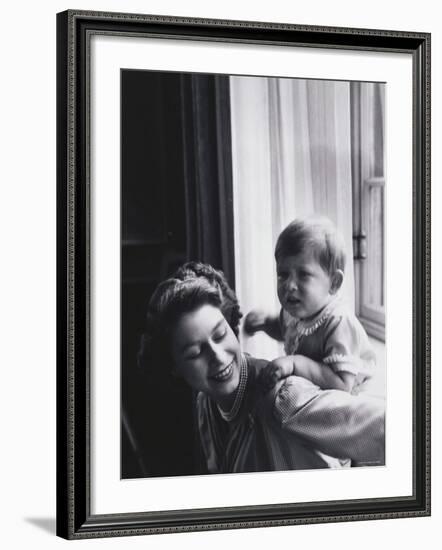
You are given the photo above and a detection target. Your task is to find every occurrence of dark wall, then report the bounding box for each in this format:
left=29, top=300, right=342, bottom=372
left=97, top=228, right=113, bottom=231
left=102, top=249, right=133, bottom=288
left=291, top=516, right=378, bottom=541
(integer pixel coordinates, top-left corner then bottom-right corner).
left=121, top=70, right=193, bottom=478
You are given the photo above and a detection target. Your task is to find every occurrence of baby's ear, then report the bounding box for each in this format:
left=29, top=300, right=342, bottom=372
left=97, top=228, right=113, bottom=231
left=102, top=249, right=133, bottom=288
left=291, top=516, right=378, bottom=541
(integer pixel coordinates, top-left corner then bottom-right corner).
left=330, top=269, right=344, bottom=294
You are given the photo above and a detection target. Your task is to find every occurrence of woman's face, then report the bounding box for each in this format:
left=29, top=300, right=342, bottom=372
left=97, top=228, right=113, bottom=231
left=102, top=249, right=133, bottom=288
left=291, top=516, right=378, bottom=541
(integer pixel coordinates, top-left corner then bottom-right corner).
left=171, top=304, right=241, bottom=409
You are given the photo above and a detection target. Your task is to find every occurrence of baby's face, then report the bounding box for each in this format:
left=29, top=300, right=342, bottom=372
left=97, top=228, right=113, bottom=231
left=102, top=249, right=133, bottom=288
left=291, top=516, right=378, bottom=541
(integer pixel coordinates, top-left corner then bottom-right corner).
left=276, top=252, right=334, bottom=320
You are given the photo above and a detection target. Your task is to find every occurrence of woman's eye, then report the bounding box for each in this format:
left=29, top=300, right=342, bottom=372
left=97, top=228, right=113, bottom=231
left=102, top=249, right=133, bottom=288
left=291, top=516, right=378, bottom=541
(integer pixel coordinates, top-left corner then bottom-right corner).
left=213, top=329, right=227, bottom=342
left=184, top=348, right=201, bottom=360
left=277, top=272, right=287, bottom=280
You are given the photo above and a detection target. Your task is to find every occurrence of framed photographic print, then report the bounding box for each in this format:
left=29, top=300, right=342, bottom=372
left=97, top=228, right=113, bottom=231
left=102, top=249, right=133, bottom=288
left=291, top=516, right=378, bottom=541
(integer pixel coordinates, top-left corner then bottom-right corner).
left=56, top=10, right=431, bottom=539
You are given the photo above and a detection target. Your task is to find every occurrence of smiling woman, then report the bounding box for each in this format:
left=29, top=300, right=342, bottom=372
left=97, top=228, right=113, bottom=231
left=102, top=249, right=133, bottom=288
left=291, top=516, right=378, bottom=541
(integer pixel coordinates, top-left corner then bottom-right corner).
left=138, top=261, right=385, bottom=475
left=172, top=304, right=241, bottom=411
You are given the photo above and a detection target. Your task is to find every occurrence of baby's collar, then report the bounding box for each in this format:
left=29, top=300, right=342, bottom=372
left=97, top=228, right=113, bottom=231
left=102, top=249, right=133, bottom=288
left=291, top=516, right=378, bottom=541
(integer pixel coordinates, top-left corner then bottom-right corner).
left=294, top=295, right=341, bottom=336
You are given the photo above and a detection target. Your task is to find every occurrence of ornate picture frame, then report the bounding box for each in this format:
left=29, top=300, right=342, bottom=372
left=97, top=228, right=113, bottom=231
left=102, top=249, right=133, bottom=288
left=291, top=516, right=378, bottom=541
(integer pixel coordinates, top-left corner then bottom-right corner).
left=56, top=10, right=430, bottom=539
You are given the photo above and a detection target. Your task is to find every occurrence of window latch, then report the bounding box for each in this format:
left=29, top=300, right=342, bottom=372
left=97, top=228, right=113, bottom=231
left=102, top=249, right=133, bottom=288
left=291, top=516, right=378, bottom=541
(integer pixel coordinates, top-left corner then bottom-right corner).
left=353, top=231, right=367, bottom=260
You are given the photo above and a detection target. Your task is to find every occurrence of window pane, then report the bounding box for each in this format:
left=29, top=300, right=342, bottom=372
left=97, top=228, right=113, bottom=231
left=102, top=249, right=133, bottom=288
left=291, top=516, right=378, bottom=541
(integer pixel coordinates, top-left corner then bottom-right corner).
left=367, top=182, right=384, bottom=308
left=373, top=84, right=385, bottom=178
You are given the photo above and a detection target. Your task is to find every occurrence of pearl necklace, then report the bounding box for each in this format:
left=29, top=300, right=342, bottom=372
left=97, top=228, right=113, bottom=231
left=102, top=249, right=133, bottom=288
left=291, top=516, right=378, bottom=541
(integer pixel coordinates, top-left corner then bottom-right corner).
left=217, top=354, right=248, bottom=422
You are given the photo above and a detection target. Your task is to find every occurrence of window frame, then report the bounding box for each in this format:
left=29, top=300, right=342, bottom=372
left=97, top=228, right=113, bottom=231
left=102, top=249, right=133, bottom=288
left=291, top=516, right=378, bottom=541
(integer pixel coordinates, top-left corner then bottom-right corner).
left=351, top=82, right=386, bottom=342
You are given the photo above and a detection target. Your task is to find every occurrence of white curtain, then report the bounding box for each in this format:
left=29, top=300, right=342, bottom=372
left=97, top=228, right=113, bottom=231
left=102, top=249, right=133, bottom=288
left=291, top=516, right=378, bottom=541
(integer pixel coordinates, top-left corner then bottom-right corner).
left=230, top=76, right=355, bottom=360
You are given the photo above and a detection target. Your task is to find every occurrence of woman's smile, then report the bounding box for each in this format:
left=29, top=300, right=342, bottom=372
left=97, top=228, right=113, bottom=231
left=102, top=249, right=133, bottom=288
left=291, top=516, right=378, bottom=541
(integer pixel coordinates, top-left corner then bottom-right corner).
left=210, top=360, right=235, bottom=382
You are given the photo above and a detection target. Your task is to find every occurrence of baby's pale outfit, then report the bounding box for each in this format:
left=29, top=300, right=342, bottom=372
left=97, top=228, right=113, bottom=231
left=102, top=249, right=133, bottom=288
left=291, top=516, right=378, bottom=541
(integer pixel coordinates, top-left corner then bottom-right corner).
left=281, top=296, right=375, bottom=394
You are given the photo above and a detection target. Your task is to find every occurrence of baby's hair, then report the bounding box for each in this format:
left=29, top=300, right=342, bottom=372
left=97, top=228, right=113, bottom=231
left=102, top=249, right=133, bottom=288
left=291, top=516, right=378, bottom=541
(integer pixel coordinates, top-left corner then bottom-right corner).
left=275, top=216, right=346, bottom=275
left=137, top=262, right=242, bottom=372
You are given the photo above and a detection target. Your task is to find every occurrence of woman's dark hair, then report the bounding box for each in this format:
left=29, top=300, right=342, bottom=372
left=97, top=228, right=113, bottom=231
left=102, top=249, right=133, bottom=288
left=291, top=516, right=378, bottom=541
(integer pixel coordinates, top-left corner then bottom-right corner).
left=137, top=262, right=242, bottom=372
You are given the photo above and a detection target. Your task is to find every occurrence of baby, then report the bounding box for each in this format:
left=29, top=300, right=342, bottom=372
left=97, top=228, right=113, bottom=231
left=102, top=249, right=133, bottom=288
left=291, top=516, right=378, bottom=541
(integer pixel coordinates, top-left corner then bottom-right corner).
left=244, top=216, right=375, bottom=394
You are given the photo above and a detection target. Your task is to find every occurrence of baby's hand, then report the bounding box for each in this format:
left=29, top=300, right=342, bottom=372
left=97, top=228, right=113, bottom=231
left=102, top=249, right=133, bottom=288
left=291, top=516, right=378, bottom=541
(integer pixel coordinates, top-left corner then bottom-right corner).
left=259, top=356, right=295, bottom=392
left=243, top=309, right=269, bottom=335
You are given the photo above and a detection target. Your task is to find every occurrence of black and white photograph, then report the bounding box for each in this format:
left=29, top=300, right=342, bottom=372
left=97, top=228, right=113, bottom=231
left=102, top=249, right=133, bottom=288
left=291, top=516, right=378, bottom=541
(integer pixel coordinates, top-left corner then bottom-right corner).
left=121, top=69, right=387, bottom=479
left=2, top=0, right=439, bottom=547
left=54, top=10, right=430, bottom=540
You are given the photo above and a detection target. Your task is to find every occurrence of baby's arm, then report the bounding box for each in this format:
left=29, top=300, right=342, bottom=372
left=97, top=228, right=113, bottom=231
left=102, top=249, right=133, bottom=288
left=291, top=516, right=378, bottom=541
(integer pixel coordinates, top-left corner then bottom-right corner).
left=292, top=355, right=356, bottom=392
left=260, top=356, right=296, bottom=391
left=243, top=310, right=283, bottom=341
left=260, top=355, right=355, bottom=392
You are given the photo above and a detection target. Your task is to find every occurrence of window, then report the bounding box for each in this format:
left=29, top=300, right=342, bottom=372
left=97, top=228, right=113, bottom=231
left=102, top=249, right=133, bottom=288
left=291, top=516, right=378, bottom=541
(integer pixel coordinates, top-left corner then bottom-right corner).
left=351, top=82, right=385, bottom=341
